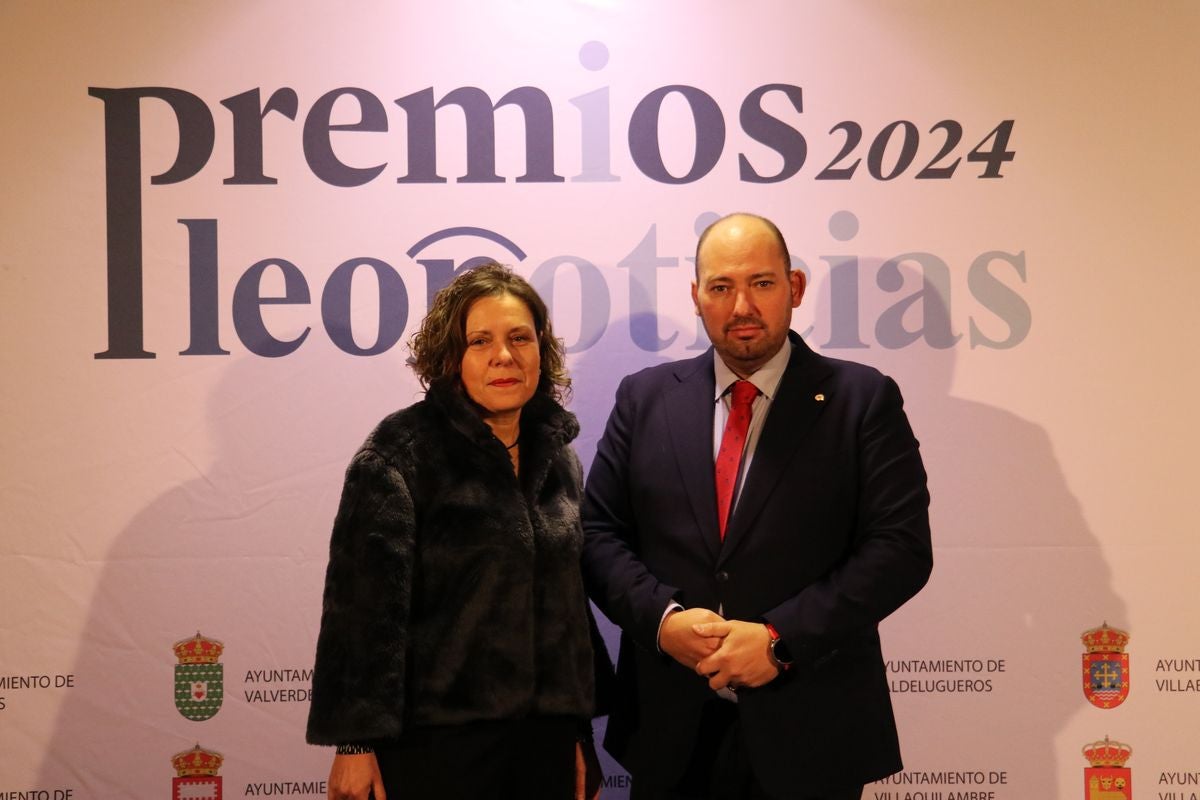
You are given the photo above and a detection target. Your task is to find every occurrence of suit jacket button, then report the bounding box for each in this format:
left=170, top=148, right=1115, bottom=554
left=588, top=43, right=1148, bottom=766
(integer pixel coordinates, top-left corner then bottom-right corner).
left=716, top=570, right=730, bottom=583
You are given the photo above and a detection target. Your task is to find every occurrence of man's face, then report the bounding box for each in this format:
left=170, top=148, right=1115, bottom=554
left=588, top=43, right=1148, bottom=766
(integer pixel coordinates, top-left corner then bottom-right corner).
left=692, top=216, right=804, bottom=377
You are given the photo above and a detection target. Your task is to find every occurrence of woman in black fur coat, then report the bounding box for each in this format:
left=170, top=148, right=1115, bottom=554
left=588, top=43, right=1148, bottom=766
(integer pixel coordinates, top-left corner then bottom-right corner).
left=307, top=263, right=601, bottom=799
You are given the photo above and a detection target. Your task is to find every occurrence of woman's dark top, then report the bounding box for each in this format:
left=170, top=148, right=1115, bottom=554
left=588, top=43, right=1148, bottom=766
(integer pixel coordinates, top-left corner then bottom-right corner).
left=306, top=378, right=595, bottom=746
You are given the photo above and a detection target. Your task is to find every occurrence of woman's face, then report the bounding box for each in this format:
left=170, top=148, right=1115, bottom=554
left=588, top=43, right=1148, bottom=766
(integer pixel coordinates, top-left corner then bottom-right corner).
left=460, top=292, right=541, bottom=418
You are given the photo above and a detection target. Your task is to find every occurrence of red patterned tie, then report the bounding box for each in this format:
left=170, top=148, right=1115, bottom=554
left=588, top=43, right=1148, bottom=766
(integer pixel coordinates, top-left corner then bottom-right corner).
left=715, top=380, right=758, bottom=540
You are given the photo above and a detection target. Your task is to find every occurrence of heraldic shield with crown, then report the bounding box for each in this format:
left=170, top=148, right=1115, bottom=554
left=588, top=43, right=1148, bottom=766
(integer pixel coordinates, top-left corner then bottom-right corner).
left=1082, top=623, right=1130, bottom=709
left=174, top=632, right=224, bottom=721
left=1083, top=736, right=1132, bottom=800
left=171, top=744, right=223, bottom=800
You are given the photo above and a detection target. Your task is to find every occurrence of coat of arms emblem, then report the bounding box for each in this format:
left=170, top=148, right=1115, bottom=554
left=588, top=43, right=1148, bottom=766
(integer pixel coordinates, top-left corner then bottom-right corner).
left=1083, top=735, right=1131, bottom=800
left=174, top=632, right=224, bottom=721
left=1081, top=622, right=1129, bottom=709
left=171, top=744, right=223, bottom=800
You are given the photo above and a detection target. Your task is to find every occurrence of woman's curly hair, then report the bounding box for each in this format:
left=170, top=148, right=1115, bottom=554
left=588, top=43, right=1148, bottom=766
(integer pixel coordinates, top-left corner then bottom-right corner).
left=409, top=261, right=571, bottom=402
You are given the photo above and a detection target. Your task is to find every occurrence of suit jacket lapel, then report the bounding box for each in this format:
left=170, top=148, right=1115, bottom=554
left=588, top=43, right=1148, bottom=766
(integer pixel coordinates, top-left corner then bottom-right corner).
left=664, top=351, right=722, bottom=561
left=718, top=333, right=832, bottom=567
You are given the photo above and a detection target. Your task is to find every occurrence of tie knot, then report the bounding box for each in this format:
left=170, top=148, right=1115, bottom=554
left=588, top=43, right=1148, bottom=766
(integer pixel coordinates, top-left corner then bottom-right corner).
left=730, top=380, right=758, bottom=409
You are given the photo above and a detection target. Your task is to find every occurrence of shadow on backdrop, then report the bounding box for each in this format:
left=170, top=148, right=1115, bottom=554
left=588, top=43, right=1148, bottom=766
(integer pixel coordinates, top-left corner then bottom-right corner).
left=804, top=257, right=1123, bottom=793
left=36, top=336, right=413, bottom=794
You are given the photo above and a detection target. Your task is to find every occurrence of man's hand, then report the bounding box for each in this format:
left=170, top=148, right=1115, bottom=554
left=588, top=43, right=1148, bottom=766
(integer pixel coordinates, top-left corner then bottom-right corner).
left=659, top=607, right=726, bottom=669
left=328, top=752, right=385, bottom=800
left=693, top=621, right=779, bottom=691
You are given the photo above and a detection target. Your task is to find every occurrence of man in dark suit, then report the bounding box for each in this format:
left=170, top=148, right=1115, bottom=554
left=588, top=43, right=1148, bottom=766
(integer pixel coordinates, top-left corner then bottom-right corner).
left=581, top=213, right=932, bottom=800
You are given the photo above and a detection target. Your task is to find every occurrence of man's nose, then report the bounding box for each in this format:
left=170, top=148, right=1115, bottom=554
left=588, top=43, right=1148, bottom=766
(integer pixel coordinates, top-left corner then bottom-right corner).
left=733, top=289, right=756, bottom=317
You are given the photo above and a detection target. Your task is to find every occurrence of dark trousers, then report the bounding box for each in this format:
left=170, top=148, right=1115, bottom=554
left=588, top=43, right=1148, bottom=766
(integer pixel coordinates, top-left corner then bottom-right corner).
left=630, top=700, right=864, bottom=800
left=374, top=716, right=577, bottom=799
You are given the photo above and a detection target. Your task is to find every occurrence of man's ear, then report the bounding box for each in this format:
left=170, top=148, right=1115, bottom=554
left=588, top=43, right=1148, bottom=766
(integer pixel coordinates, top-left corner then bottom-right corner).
left=691, top=281, right=701, bottom=315
left=789, top=269, right=805, bottom=308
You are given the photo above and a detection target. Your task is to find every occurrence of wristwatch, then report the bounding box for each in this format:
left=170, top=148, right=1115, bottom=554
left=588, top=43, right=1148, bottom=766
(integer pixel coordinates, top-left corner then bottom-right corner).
left=765, top=623, right=793, bottom=671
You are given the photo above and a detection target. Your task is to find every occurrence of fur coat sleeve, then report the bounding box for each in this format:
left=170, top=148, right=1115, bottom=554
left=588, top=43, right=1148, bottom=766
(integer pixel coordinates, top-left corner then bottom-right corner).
left=306, top=447, right=416, bottom=745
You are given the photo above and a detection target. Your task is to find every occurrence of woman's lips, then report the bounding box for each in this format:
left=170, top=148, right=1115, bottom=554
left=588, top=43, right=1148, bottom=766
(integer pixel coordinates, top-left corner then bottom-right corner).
left=489, top=378, right=520, bottom=387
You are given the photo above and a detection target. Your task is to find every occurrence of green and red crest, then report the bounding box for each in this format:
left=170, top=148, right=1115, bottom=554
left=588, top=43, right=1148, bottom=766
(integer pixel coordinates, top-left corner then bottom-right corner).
left=173, top=632, right=224, bottom=721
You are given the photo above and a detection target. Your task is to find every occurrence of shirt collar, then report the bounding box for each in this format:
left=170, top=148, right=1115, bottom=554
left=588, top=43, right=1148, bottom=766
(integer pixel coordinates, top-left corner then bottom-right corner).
left=713, top=339, right=793, bottom=402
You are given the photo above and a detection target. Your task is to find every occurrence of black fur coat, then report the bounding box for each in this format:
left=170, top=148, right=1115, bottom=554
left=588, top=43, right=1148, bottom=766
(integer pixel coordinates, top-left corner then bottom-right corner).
left=306, top=379, right=595, bottom=745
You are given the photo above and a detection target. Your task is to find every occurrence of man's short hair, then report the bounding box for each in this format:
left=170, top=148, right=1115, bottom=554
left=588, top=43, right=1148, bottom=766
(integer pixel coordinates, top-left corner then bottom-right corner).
left=694, top=212, right=791, bottom=278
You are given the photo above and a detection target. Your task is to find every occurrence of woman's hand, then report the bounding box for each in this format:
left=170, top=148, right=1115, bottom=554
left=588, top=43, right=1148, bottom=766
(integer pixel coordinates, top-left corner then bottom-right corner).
left=328, top=752, right=385, bottom=800
left=575, top=741, right=600, bottom=800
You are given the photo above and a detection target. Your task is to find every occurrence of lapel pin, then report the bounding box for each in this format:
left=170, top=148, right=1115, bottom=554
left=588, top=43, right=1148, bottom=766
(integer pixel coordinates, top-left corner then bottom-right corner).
left=814, top=393, right=825, bottom=402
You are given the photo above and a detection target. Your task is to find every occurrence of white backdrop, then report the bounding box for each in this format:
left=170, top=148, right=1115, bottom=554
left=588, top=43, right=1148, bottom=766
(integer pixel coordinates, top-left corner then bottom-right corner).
left=3, top=3, right=1199, bottom=798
